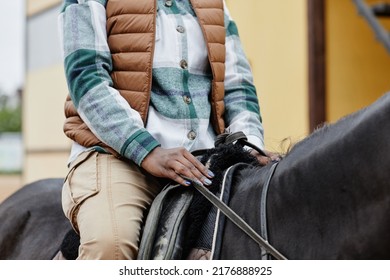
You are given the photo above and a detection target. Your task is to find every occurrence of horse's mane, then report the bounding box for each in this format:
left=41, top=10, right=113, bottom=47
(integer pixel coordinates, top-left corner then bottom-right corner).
left=283, top=98, right=375, bottom=160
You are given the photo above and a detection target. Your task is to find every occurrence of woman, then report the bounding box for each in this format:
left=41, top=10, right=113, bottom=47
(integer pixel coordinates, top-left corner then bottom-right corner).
left=59, top=0, right=268, bottom=259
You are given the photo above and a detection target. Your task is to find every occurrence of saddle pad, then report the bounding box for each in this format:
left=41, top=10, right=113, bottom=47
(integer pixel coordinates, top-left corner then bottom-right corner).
left=210, top=163, right=251, bottom=259
left=137, top=162, right=253, bottom=260
left=137, top=183, right=194, bottom=260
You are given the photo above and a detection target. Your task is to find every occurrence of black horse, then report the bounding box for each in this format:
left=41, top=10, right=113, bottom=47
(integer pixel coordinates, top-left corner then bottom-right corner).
left=220, top=92, right=390, bottom=259
left=1, top=92, right=390, bottom=259
left=0, top=178, right=71, bottom=259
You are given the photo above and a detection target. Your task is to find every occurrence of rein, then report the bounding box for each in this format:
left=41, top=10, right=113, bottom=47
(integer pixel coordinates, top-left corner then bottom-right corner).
left=186, top=163, right=286, bottom=260
left=260, top=161, right=280, bottom=259
left=185, top=132, right=287, bottom=260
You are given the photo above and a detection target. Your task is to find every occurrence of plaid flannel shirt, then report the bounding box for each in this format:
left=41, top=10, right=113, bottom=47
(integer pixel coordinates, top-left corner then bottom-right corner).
left=59, top=0, right=264, bottom=166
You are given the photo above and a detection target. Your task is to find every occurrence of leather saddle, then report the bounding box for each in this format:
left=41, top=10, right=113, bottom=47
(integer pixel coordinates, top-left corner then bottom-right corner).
left=137, top=182, right=195, bottom=259
left=58, top=132, right=261, bottom=260
left=137, top=163, right=255, bottom=260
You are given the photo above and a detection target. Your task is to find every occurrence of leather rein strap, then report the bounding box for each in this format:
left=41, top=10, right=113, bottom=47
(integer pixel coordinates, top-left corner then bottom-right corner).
left=260, top=161, right=279, bottom=259
left=187, top=166, right=286, bottom=260
left=186, top=132, right=287, bottom=260
left=185, top=132, right=287, bottom=260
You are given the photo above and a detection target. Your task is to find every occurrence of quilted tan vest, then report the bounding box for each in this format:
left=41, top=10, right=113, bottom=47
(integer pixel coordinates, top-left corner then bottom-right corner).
left=64, top=0, right=226, bottom=155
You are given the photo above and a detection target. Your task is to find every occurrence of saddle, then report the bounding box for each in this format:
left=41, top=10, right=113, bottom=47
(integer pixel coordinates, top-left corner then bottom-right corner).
left=137, top=182, right=195, bottom=259
left=58, top=132, right=262, bottom=260
left=137, top=162, right=252, bottom=260
left=137, top=132, right=261, bottom=260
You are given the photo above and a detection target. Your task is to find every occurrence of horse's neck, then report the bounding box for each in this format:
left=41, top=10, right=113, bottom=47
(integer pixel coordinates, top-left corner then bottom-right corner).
left=278, top=92, right=390, bottom=188
left=268, top=92, right=390, bottom=259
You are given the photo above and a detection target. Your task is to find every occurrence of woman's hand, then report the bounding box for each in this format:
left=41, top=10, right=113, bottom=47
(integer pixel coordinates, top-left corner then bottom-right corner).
left=141, top=147, right=214, bottom=186
left=250, top=149, right=281, bottom=166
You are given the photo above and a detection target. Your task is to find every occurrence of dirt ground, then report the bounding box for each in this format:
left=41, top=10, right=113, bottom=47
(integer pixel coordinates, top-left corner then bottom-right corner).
left=0, top=175, right=22, bottom=203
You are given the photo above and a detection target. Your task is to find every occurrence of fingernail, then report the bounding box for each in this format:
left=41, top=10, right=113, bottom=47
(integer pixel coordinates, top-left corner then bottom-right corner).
left=194, top=179, right=203, bottom=186
left=204, top=178, right=212, bottom=186
left=208, top=170, right=215, bottom=178
left=185, top=181, right=192, bottom=186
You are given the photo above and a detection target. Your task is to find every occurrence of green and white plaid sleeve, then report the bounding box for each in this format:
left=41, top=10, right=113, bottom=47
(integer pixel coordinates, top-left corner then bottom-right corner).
left=59, top=0, right=160, bottom=165
left=223, top=3, right=265, bottom=149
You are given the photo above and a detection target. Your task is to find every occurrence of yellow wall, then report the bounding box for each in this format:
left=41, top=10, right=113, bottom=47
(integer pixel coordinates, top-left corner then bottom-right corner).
left=326, top=0, right=390, bottom=122
left=226, top=0, right=309, bottom=152
left=27, top=0, right=62, bottom=16
left=0, top=175, right=22, bottom=203
left=23, top=64, right=71, bottom=183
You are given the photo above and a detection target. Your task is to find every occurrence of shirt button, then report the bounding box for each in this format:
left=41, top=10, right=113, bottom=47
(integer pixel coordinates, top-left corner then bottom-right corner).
left=165, top=0, right=173, bottom=7
left=180, top=59, right=188, bottom=69
left=187, top=130, right=197, bottom=140
left=176, top=25, right=185, bottom=33
left=183, top=95, right=192, bottom=104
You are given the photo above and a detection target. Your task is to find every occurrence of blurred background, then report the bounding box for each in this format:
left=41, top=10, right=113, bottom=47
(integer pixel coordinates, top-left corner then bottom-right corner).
left=1, top=0, right=390, bottom=202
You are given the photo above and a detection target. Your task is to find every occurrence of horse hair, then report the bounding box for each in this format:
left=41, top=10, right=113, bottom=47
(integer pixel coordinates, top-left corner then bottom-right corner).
left=183, top=143, right=259, bottom=255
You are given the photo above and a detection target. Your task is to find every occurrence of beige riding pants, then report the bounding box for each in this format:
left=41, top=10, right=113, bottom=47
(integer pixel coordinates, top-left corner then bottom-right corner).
left=61, top=150, right=161, bottom=260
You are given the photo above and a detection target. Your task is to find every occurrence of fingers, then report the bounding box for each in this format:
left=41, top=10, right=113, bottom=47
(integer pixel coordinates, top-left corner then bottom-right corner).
left=169, top=170, right=193, bottom=187
left=173, top=151, right=214, bottom=186
left=141, top=147, right=214, bottom=187
left=264, top=150, right=282, bottom=162
left=183, top=150, right=214, bottom=177
left=250, top=149, right=281, bottom=166
left=257, top=155, right=271, bottom=166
